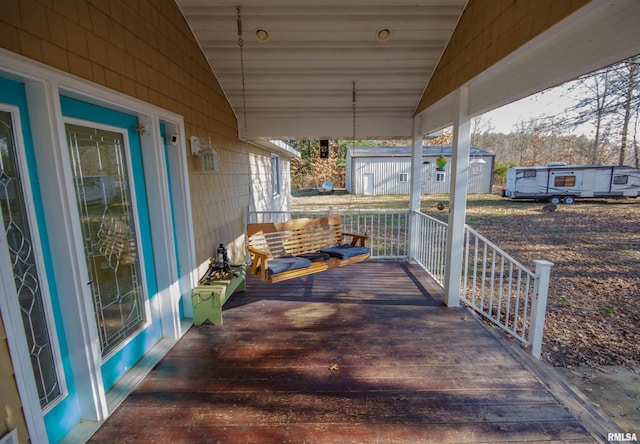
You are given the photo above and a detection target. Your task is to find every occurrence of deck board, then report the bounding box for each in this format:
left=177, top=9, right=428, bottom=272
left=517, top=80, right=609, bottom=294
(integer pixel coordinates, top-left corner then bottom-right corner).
left=89, top=261, right=596, bottom=443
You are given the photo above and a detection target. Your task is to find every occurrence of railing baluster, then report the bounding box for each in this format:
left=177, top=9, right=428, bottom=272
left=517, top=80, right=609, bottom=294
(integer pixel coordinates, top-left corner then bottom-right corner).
left=489, top=249, right=496, bottom=318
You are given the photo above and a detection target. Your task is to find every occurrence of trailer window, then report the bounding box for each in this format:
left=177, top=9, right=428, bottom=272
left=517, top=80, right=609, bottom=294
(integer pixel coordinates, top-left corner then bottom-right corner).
left=523, top=170, right=536, bottom=178
left=399, top=173, right=408, bottom=182
left=554, top=175, right=576, bottom=187
left=613, top=175, right=628, bottom=185
left=436, top=172, right=446, bottom=182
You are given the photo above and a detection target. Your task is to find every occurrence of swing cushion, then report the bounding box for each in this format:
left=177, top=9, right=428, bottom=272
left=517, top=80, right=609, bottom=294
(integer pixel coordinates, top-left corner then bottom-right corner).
left=296, top=252, right=331, bottom=262
left=320, top=244, right=371, bottom=260
left=267, top=256, right=312, bottom=276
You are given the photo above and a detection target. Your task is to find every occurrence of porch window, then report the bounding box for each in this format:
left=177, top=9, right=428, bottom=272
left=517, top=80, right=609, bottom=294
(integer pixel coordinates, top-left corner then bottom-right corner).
left=399, top=173, right=408, bottom=182
left=554, top=175, right=576, bottom=187
left=271, top=154, right=281, bottom=196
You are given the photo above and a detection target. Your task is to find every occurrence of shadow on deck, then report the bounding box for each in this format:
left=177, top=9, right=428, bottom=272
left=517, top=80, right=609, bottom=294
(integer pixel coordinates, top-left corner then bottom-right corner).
left=89, top=261, right=602, bottom=443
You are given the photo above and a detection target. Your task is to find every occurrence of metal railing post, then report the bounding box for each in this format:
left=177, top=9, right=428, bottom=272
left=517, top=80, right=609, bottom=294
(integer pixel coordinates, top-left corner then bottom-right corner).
left=530, top=260, right=554, bottom=359
left=407, top=210, right=417, bottom=263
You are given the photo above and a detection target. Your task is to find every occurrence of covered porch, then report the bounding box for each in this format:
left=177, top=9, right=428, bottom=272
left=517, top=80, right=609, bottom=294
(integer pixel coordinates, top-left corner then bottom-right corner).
left=87, top=261, right=613, bottom=443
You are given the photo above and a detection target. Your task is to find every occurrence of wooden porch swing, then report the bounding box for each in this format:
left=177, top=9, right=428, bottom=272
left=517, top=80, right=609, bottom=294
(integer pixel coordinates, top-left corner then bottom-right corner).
left=247, top=215, right=370, bottom=283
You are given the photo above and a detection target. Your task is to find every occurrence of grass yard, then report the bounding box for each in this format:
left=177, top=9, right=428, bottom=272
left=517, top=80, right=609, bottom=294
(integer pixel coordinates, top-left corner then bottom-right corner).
left=292, top=189, right=640, bottom=369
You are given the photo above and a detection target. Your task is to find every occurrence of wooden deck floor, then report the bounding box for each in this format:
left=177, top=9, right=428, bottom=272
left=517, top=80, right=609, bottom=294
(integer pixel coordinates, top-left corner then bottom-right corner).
left=89, top=261, right=596, bottom=443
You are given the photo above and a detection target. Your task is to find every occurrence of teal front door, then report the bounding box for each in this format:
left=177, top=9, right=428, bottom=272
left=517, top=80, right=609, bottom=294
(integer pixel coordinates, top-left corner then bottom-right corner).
left=60, top=97, right=162, bottom=391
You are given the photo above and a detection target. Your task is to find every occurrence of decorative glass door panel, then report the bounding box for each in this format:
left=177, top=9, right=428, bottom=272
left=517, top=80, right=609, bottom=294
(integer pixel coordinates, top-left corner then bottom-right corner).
left=65, top=124, right=146, bottom=357
left=0, top=109, right=61, bottom=408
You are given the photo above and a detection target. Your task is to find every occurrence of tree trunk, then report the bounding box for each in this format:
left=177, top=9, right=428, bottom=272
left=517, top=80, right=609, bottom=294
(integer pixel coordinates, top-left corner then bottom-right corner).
left=618, top=62, right=637, bottom=165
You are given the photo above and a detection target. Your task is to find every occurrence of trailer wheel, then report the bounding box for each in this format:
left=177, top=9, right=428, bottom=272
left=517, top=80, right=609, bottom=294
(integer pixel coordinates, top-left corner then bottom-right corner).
left=563, top=196, right=575, bottom=205
left=549, top=196, right=561, bottom=204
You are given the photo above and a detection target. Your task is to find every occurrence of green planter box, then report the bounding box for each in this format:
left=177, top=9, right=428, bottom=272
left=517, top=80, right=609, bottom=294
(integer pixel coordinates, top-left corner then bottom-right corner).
left=191, top=265, right=246, bottom=325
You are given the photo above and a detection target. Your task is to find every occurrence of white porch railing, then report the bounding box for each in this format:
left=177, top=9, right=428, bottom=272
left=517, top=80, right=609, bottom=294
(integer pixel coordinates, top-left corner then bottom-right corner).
left=460, top=224, right=552, bottom=358
left=249, top=209, right=551, bottom=358
left=249, top=208, right=409, bottom=259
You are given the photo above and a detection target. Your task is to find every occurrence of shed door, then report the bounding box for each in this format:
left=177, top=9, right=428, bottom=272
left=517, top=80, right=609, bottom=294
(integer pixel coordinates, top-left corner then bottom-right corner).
left=364, top=173, right=374, bottom=195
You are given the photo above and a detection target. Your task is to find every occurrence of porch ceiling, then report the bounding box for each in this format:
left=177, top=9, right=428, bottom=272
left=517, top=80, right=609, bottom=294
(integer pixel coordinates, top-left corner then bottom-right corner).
left=176, top=1, right=640, bottom=142
left=176, top=0, right=466, bottom=140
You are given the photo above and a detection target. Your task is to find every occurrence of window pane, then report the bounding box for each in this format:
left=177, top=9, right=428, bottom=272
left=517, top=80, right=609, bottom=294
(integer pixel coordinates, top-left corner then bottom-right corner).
left=65, top=124, right=146, bottom=357
left=271, top=155, right=281, bottom=195
left=554, top=175, right=575, bottom=187
left=1, top=111, right=61, bottom=408
left=613, top=175, right=628, bottom=185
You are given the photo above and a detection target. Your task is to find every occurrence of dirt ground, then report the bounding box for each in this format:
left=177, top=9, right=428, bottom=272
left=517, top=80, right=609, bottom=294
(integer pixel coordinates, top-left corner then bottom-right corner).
left=557, top=364, right=640, bottom=433
left=292, top=191, right=640, bottom=432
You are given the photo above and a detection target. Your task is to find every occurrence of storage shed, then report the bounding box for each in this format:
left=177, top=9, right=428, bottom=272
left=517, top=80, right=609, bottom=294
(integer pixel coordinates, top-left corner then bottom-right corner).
left=346, top=146, right=495, bottom=195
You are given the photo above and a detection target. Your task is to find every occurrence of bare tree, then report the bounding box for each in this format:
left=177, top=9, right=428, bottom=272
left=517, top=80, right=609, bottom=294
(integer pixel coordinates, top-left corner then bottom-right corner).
left=569, top=70, right=615, bottom=163
left=471, top=115, right=495, bottom=147
left=568, top=56, right=640, bottom=165
left=512, top=120, right=533, bottom=165
left=617, top=61, right=635, bottom=164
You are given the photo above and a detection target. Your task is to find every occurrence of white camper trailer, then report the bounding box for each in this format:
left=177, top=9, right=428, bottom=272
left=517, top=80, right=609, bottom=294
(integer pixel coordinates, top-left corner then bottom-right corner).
left=503, top=163, right=640, bottom=204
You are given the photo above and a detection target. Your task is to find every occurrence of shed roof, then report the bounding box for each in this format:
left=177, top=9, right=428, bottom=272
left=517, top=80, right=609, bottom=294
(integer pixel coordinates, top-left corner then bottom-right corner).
left=348, top=145, right=493, bottom=158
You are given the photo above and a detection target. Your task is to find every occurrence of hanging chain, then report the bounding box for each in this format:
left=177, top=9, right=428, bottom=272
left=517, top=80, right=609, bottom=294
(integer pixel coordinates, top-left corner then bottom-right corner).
left=352, top=81, right=357, bottom=143
left=237, top=6, right=248, bottom=139
left=349, top=81, right=358, bottom=211
left=237, top=6, right=255, bottom=240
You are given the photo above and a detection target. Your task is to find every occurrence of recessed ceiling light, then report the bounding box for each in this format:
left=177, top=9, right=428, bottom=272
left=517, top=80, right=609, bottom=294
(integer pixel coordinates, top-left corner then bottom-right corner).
left=254, top=28, right=270, bottom=43
left=376, top=28, right=392, bottom=42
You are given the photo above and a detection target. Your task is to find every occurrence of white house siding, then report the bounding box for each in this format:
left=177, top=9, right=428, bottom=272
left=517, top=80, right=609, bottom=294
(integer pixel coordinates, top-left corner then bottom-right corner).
left=249, top=147, right=292, bottom=215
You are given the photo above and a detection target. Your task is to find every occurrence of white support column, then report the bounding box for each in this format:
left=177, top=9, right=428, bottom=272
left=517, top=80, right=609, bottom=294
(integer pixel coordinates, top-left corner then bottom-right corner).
left=408, top=115, right=423, bottom=263
left=138, top=113, right=182, bottom=340
left=530, top=260, right=554, bottom=359
left=444, top=87, right=471, bottom=307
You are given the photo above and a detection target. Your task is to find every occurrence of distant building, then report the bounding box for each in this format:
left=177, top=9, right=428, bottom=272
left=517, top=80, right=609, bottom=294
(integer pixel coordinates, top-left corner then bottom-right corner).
left=346, top=146, right=495, bottom=195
